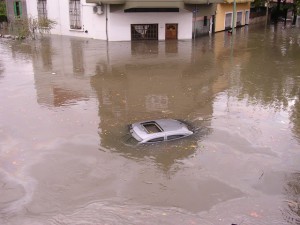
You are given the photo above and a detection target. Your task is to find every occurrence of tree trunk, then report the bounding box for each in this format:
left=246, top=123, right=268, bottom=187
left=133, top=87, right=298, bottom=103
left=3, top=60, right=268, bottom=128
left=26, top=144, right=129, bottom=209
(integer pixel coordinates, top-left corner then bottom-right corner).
left=274, top=0, right=281, bottom=23
left=292, top=3, right=297, bottom=25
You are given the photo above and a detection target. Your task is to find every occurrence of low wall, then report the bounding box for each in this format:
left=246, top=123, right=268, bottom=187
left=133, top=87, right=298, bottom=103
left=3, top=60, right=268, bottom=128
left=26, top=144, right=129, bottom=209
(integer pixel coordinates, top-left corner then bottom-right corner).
left=0, top=22, right=8, bottom=29
left=250, top=16, right=267, bottom=24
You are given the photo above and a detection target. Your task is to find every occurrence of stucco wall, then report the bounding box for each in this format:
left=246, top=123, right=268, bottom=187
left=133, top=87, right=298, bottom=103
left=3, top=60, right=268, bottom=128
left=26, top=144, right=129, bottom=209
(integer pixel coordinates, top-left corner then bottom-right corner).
left=25, top=0, right=193, bottom=41
left=215, top=2, right=250, bottom=32
left=26, top=0, right=107, bottom=39
left=6, top=0, right=27, bottom=21
left=108, top=10, right=193, bottom=41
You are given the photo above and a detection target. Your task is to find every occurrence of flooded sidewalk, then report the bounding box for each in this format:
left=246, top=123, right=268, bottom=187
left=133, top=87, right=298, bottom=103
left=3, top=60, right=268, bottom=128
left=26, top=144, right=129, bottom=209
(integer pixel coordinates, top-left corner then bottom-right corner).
left=0, top=24, right=300, bottom=225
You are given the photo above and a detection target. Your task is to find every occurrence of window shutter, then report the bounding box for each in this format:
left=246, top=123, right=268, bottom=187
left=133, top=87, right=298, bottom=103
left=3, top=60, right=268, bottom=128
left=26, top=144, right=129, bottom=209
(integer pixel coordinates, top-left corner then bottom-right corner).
left=13, top=2, right=17, bottom=16
left=19, top=2, right=22, bottom=16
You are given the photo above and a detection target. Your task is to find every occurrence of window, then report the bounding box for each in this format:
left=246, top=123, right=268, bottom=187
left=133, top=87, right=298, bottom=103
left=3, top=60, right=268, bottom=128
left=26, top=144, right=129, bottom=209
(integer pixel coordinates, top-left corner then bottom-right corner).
left=13, top=1, right=22, bottom=17
left=225, top=13, right=232, bottom=30
left=131, top=24, right=158, bottom=40
left=69, top=0, right=81, bottom=30
left=236, top=12, right=243, bottom=26
left=245, top=10, right=249, bottom=25
left=147, top=137, right=164, bottom=143
left=167, top=135, right=185, bottom=141
left=37, top=0, right=47, bottom=19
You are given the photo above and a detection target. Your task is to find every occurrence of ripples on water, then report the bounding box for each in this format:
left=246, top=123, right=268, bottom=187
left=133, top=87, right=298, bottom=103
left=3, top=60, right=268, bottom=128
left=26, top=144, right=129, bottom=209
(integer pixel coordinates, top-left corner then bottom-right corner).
left=0, top=24, right=300, bottom=224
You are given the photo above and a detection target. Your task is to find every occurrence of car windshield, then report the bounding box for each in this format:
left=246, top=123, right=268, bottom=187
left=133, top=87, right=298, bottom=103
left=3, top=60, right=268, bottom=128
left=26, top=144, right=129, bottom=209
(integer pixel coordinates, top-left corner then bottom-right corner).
left=123, top=134, right=139, bottom=145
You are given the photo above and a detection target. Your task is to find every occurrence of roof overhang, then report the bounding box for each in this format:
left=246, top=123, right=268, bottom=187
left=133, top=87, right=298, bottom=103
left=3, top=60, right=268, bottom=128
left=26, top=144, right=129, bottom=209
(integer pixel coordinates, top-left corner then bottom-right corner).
left=86, top=0, right=126, bottom=4
left=86, top=0, right=224, bottom=6
left=87, top=0, right=226, bottom=12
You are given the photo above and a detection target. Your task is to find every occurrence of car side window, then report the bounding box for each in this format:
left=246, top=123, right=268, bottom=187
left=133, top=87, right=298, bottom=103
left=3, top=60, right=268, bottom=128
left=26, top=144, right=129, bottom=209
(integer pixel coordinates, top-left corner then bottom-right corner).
left=167, top=135, right=185, bottom=141
left=147, top=137, right=164, bottom=143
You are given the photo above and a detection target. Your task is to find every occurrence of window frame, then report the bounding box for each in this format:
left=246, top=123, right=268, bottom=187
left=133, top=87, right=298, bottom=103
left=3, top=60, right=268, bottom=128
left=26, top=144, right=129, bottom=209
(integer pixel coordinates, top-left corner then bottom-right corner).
left=236, top=11, right=243, bottom=27
left=224, top=12, right=233, bottom=30
left=13, top=1, right=22, bottom=18
left=167, top=134, right=185, bottom=141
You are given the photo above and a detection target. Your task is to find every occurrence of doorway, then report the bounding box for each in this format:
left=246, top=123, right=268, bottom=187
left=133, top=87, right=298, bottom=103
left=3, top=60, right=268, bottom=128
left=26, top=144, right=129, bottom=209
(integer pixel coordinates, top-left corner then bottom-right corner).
left=245, top=10, right=249, bottom=25
left=225, top=12, right=232, bottom=30
left=165, top=24, right=178, bottom=40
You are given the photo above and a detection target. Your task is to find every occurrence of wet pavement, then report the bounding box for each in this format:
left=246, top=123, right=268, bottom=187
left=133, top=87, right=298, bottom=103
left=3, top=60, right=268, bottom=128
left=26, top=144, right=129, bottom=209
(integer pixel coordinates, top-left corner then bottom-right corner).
left=0, top=24, right=300, bottom=225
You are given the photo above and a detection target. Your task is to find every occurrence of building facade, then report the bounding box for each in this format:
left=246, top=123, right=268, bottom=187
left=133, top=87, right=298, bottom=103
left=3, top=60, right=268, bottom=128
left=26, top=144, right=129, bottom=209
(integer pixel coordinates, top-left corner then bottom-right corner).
left=5, top=0, right=28, bottom=22
left=23, top=0, right=223, bottom=41
left=215, top=0, right=252, bottom=32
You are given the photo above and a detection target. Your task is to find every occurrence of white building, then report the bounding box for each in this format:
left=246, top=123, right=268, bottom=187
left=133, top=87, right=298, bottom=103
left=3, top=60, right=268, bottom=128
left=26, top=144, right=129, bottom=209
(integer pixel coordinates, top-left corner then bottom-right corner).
left=25, top=0, right=222, bottom=41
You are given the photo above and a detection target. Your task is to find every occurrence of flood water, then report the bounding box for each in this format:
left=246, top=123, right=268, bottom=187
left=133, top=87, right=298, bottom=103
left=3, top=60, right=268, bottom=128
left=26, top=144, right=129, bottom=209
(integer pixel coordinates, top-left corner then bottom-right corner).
left=1, top=24, right=300, bottom=225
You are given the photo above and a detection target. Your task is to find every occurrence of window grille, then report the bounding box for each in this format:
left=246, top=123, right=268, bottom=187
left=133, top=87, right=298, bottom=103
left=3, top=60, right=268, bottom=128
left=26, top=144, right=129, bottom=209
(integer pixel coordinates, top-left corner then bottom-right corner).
left=37, top=0, right=47, bottom=19
left=69, top=0, right=81, bottom=30
left=131, top=24, right=158, bottom=40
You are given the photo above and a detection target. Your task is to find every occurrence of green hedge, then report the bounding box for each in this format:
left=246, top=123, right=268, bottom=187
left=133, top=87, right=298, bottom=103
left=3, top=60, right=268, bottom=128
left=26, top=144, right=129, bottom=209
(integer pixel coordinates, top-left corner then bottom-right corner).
left=0, top=15, right=7, bottom=22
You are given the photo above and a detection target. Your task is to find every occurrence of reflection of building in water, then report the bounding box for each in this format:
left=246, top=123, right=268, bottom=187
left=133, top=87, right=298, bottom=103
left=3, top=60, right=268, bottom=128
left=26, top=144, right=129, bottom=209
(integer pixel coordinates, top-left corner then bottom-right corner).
left=71, top=39, right=85, bottom=75
left=145, top=95, right=169, bottom=112
left=90, top=40, right=231, bottom=168
left=32, top=37, right=100, bottom=107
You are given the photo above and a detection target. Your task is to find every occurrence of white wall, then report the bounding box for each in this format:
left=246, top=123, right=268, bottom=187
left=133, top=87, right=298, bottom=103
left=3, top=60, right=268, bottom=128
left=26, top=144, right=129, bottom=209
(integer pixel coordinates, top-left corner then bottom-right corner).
left=25, top=0, right=193, bottom=41
left=108, top=9, right=193, bottom=41
left=49, top=0, right=107, bottom=39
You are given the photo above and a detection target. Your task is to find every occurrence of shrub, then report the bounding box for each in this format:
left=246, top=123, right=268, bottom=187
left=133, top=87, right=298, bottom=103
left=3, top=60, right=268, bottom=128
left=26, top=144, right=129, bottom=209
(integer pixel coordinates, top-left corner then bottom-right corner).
left=9, top=17, right=57, bottom=39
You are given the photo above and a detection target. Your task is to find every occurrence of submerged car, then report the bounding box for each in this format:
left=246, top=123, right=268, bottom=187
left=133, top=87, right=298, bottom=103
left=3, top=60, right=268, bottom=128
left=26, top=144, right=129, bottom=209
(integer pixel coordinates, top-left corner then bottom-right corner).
left=129, top=119, right=193, bottom=144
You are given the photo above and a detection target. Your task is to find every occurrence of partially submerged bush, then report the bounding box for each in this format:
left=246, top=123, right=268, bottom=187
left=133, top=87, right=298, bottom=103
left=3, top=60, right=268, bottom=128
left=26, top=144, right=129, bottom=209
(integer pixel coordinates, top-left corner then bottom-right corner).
left=9, top=17, right=57, bottom=40
left=9, top=18, right=30, bottom=39
left=0, top=15, right=7, bottom=23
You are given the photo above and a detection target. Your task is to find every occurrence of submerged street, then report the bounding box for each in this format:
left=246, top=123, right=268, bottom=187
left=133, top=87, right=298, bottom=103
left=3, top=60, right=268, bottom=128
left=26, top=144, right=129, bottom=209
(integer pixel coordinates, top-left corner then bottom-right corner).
left=0, top=24, right=300, bottom=224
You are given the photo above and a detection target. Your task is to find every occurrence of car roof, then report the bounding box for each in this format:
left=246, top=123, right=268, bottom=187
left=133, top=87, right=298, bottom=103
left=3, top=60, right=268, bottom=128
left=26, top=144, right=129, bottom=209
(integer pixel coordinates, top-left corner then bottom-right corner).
left=131, top=119, right=192, bottom=142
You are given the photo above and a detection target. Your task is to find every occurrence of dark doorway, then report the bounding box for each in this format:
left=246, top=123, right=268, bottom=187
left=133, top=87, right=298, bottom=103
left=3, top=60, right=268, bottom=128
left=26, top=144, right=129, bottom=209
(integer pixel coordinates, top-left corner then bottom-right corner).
left=165, top=24, right=178, bottom=40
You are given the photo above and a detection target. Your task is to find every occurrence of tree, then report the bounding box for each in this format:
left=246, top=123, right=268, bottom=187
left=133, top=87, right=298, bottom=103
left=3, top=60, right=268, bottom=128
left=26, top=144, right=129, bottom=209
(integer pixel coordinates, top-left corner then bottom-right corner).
left=292, top=0, right=300, bottom=25
left=0, top=0, right=7, bottom=24
left=9, top=17, right=57, bottom=39
left=0, top=0, right=6, bottom=15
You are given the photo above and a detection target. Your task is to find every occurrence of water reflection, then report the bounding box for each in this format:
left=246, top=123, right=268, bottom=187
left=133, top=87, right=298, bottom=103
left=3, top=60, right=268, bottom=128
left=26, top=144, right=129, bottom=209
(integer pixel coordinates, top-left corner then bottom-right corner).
left=91, top=40, right=217, bottom=171
left=39, top=38, right=53, bottom=71
left=71, top=39, right=85, bottom=75
left=283, top=172, right=300, bottom=224
left=27, top=26, right=300, bottom=165
left=0, top=61, right=3, bottom=79
left=1, top=25, right=300, bottom=222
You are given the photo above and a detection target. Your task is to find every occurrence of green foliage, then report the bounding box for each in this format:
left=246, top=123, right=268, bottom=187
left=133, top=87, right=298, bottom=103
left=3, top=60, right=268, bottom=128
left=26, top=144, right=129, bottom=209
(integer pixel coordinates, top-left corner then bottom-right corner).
left=0, top=14, right=7, bottom=22
left=9, top=18, right=30, bottom=39
left=9, top=17, right=57, bottom=39
left=253, top=0, right=266, bottom=8
left=0, top=1, right=6, bottom=16
left=37, top=17, right=57, bottom=35
left=296, top=0, right=300, bottom=14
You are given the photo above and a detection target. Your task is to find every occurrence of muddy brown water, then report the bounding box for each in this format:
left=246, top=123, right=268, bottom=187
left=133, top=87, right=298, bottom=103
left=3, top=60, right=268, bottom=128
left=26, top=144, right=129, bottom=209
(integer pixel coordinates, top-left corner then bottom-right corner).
left=0, top=24, right=300, bottom=225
